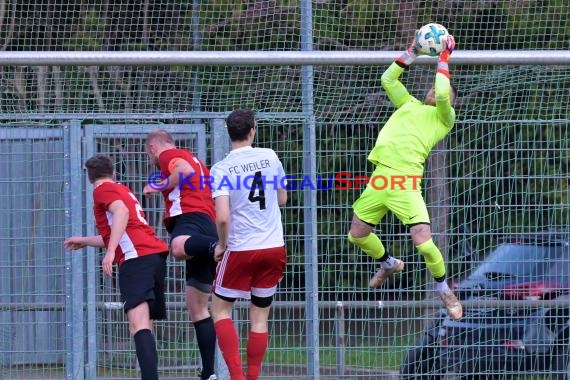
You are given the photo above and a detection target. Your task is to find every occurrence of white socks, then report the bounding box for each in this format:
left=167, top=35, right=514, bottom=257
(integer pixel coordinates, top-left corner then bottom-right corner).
left=436, top=280, right=451, bottom=293
left=381, top=256, right=398, bottom=269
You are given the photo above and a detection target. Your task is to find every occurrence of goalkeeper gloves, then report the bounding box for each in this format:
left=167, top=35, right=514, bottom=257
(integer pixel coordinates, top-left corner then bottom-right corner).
left=396, top=33, right=421, bottom=68
left=439, top=34, right=455, bottom=62
left=437, top=35, right=455, bottom=78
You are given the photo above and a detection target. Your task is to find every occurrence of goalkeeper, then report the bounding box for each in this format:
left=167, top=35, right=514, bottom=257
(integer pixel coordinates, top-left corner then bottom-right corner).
left=348, top=34, right=463, bottom=320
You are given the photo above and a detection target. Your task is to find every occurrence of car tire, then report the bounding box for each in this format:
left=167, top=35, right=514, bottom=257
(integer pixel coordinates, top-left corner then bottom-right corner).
left=400, top=322, right=443, bottom=380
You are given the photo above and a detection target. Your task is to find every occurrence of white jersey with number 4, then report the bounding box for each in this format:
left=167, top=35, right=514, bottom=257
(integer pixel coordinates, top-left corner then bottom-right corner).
left=211, top=146, right=286, bottom=251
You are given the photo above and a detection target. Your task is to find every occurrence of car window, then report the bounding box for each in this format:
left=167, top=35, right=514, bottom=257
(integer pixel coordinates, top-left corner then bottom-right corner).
left=469, top=244, right=563, bottom=280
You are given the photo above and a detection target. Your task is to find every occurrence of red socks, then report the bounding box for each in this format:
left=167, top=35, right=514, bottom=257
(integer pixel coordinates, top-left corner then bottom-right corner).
left=214, top=318, right=270, bottom=380
left=246, top=331, right=269, bottom=380
left=214, top=318, right=245, bottom=380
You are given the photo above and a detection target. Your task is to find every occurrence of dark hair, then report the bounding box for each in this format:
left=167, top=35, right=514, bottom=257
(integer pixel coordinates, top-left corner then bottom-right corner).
left=84, top=154, right=114, bottom=182
left=226, top=109, right=256, bottom=142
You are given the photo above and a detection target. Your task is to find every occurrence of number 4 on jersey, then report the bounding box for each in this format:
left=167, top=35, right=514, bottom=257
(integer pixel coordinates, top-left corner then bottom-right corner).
left=248, top=171, right=266, bottom=210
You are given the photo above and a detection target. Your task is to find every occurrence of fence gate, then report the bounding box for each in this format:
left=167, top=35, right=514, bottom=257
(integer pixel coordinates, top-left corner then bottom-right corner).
left=82, top=123, right=208, bottom=379
left=0, top=125, right=68, bottom=374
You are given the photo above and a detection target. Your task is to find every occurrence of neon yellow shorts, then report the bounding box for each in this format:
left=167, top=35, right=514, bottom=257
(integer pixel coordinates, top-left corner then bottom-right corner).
left=352, top=165, right=430, bottom=226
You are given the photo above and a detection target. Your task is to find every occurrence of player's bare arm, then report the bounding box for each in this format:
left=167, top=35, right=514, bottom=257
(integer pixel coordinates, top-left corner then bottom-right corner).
left=64, top=235, right=105, bottom=250
left=143, top=182, right=161, bottom=196
left=142, top=157, right=196, bottom=196
left=277, top=187, right=287, bottom=206
left=166, top=158, right=195, bottom=189
left=213, top=195, right=230, bottom=262
left=102, top=199, right=129, bottom=277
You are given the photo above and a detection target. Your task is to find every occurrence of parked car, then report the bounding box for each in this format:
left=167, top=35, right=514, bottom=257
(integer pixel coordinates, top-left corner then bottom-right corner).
left=401, top=232, right=570, bottom=379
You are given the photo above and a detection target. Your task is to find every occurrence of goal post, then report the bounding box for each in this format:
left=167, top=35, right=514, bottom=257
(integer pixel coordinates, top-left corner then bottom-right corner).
left=0, top=50, right=569, bottom=66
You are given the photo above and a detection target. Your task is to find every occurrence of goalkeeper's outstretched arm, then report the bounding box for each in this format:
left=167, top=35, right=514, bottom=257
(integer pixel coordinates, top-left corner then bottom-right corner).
left=380, top=37, right=419, bottom=108
left=435, top=35, right=456, bottom=128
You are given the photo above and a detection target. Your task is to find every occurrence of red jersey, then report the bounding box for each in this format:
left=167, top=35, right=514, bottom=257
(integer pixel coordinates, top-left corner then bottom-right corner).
left=158, top=148, right=215, bottom=222
left=93, top=182, right=168, bottom=266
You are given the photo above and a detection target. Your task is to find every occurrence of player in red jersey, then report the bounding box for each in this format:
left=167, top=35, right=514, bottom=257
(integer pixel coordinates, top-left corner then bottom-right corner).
left=143, top=129, right=218, bottom=380
left=64, top=154, right=169, bottom=380
left=210, top=109, right=287, bottom=380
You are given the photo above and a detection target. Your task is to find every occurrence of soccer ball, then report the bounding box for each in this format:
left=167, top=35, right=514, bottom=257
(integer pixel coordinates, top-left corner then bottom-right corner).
left=415, top=23, right=450, bottom=56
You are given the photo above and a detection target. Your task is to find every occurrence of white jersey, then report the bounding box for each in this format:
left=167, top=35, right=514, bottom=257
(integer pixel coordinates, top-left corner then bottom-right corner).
left=211, top=146, right=286, bottom=251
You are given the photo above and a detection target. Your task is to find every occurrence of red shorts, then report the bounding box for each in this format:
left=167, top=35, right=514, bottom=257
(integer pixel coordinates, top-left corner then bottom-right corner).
left=213, top=246, right=286, bottom=300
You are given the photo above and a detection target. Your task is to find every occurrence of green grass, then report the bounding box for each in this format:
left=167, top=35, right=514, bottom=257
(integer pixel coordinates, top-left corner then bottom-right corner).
left=264, top=334, right=414, bottom=371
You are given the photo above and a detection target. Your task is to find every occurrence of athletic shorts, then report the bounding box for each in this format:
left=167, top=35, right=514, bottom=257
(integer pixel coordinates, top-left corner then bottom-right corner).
left=213, top=246, right=287, bottom=300
left=118, top=253, right=168, bottom=320
left=166, top=212, right=218, bottom=292
left=352, top=164, right=430, bottom=226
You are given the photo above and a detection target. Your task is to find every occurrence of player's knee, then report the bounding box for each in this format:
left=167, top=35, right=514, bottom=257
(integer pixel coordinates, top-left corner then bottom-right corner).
left=410, top=223, right=432, bottom=245
left=212, top=293, right=236, bottom=321
left=170, top=237, right=187, bottom=260
left=128, top=320, right=152, bottom=336
left=348, top=231, right=370, bottom=244
left=183, top=234, right=217, bottom=258
left=251, top=295, right=273, bottom=308
left=349, top=217, right=374, bottom=240
left=186, top=294, right=211, bottom=321
left=129, top=325, right=142, bottom=336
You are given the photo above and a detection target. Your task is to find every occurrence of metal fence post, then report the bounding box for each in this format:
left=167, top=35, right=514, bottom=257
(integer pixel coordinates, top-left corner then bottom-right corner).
left=64, top=120, right=85, bottom=380
left=211, top=118, right=230, bottom=165
left=210, top=117, right=230, bottom=379
left=335, top=301, right=346, bottom=377
left=301, top=0, right=320, bottom=378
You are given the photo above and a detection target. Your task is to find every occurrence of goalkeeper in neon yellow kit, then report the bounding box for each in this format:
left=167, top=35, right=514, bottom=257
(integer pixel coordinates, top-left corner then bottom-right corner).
left=348, top=34, right=463, bottom=320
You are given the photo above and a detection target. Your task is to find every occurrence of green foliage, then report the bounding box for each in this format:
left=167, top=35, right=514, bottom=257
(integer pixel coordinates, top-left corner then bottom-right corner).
left=63, top=10, right=106, bottom=51
left=1, top=1, right=567, bottom=52
left=200, top=0, right=299, bottom=51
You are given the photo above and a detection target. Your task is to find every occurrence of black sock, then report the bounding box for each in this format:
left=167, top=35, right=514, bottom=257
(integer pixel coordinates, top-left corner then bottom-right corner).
left=194, top=317, right=216, bottom=379
left=133, top=329, right=158, bottom=380
left=184, top=235, right=218, bottom=258
left=378, top=252, right=391, bottom=261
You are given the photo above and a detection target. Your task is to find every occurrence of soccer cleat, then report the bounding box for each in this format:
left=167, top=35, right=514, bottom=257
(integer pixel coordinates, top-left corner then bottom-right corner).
left=369, top=259, right=405, bottom=288
left=439, top=289, right=463, bottom=320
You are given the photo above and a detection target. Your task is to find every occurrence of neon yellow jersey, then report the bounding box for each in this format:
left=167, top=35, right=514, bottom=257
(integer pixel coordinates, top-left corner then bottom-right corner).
left=368, top=62, right=455, bottom=175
